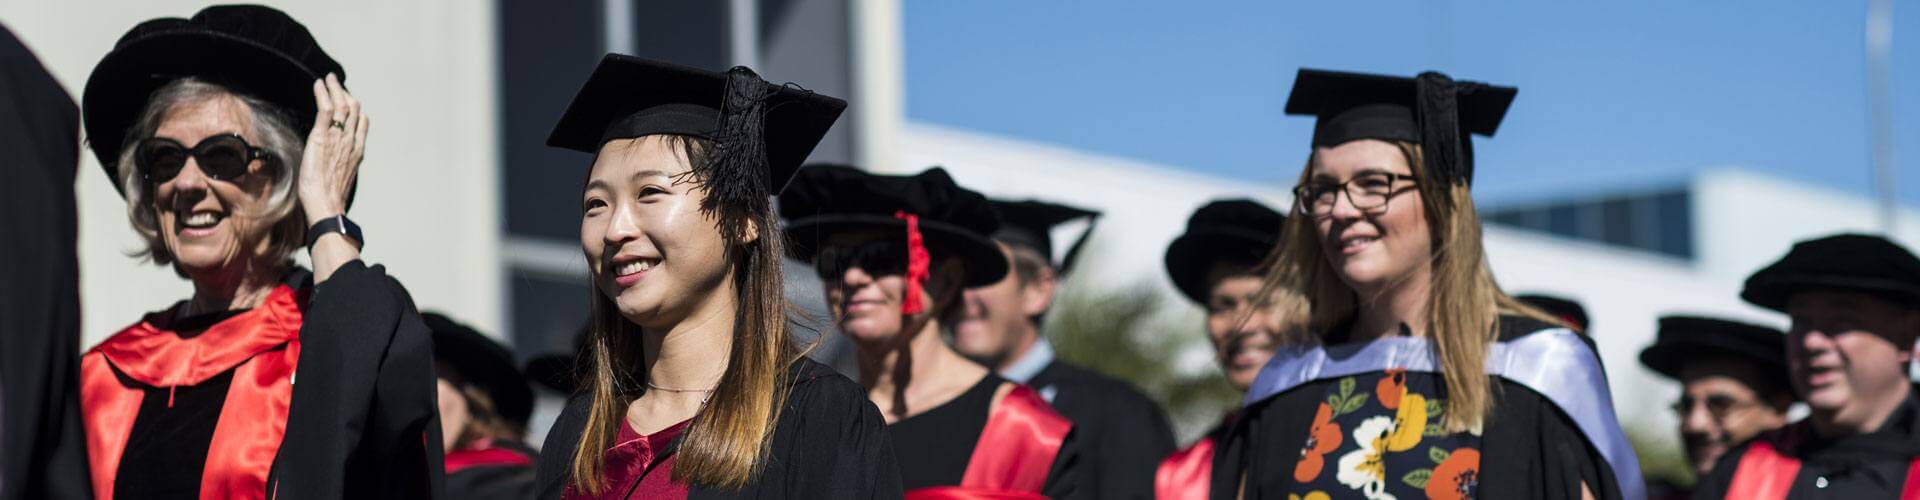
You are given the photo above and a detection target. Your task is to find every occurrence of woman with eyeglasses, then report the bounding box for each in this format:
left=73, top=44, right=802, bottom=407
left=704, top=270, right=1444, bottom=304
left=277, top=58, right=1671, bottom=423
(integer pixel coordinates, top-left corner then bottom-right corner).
left=778, top=165, right=1083, bottom=499
left=531, top=55, right=901, bottom=499
left=77, top=6, right=441, bottom=499
left=1214, top=69, right=1641, bottom=500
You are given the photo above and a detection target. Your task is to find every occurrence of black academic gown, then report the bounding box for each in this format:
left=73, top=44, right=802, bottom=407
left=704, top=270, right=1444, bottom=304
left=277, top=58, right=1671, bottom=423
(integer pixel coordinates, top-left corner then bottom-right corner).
left=1690, top=388, right=1920, bottom=499
left=534, top=358, right=903, bottom=499
left=267, top=261, right=446, bottom=499
left=448, top=441, right=538, bottom=500
left=890, top=372, right=1086, bottom=499
left=0, top=22, right=92, bottom=500
left=1213, top=316, right=1622, bottom=500
left=1028, top=361, right=1176, bottom=499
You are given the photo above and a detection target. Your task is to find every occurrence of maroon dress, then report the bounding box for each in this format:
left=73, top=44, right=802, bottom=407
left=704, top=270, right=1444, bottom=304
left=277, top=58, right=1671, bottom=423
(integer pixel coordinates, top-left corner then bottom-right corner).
left=560, top=419, right=691, bottom=500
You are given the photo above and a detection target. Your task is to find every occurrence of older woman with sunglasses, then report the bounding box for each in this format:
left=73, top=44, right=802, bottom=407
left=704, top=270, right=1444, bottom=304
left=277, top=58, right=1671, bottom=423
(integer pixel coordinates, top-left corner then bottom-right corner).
left=76, top=6, right=442, bottom=499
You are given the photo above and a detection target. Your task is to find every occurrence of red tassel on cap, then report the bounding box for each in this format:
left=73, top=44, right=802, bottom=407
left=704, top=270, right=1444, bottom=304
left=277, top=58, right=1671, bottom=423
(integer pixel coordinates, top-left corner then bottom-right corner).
left=896, top=210, right=931, bottom=315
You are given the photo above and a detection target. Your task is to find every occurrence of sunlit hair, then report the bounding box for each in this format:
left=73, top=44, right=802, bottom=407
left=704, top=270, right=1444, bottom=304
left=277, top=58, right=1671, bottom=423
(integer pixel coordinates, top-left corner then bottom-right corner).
left=567, top=135, right=811, bottom=492
left=116, top=78, right=305, bottom=276
left=1260, top=140, right=1561, bottom=432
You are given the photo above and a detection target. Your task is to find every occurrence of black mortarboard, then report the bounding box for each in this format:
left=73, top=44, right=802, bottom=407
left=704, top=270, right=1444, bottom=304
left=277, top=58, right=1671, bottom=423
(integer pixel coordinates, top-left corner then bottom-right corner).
left=1742, top=233, right=1920, bottom=312
left=547, top=54, right=846, bottom=202
left=1639, top=315, right=1788, bottom=388
left=1516, top=294, right=1590, bottom=333
left=84, top=4, right=346, bottom=198
left=1284, top=68, right=1517, bottom=187
left=779, top=165, right=1008, bottom=287
left=424, top=313, right=533, bottom=430
left=522, top=323, right=589, bottom=394
left=988, top=199, right=1101, bottom=276
left=1164, top=199, right=1284, bottom=304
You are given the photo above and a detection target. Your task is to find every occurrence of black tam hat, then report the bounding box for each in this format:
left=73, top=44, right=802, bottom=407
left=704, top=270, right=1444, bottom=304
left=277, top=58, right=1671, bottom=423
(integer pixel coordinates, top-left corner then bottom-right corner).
left=547, top=54, right=847, bottom=208
left=779, top=165, right=1008, bottom=288
left=84, top=4, right=346, bottom=198
left=1639, top=315, right=1788, bottom=391
left=423, top=313, right=533, bottom=431
left=1164, top=199, right=1284, bottom=304
left=989, top=199, right=1101, bottom=276
left=1284, top=68, right=1517, bottom=188
left=1742, top=233, right=1920, bottom=312
left=1516, top=294, right=1590, bottom=333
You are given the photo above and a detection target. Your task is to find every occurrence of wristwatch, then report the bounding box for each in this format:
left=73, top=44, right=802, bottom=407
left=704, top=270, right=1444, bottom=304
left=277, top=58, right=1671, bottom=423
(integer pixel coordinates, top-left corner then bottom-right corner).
left=306, top=214, right=365, bottom=249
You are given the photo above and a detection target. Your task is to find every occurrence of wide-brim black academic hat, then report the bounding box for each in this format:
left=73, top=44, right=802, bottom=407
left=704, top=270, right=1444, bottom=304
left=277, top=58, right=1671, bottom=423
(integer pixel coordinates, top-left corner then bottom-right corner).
left=1639, top=315, right=1787, bottom=381
left=1284, top=68, right=1516, bottom=186
left=989, top=198, right=1101, bottom=276
left=1165, top=199, right=1284, bottom=304
left=780, top=165, right=1008, bottom=287
left=424, top=313, right=533, bottom=429
left=84, top=4, right=344, bottom=197
left=546, top=54, right=846, bottom=197
left=1742, top=233, right=1920, bottom=312
left=1516, top=294, right=1590, bottom=333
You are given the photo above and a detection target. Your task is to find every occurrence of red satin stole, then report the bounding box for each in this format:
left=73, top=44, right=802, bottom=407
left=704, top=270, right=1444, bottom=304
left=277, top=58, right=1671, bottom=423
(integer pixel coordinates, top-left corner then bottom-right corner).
left=1727, top=425, right=1920, bottom=499
left=1154, top=435, right=1216, bottom=500
left=80, top=285, right=305, bottom=500
left=906, top=384, right=1073, bottom=500
left=444, top=440, right=535, bottom=475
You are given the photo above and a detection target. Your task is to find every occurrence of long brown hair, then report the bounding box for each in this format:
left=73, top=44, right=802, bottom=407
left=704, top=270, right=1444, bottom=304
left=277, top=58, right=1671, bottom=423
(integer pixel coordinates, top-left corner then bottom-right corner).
left=567, top=135, right=808, bottom=492
left=1261, top=140, right=1560, bottom=432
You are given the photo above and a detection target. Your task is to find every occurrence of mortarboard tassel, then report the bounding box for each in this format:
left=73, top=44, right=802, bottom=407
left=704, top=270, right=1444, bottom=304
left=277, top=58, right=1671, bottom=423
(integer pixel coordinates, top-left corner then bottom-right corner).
left=709, top=66, right=777, bottom=241
left=895, top=210, right=930, bottom=315
left=1414, top=72, right=1466, bottom=189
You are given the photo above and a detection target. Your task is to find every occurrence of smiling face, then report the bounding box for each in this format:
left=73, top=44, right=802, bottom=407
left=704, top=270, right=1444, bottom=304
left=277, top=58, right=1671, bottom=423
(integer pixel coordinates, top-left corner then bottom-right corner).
left=1306, top=139, right=1431, bottom=297
left=150, top=96, right=279, bottom=278
left=1205, top=266, right=1279, bottom=391
left=580, top=136, right=741, bottom=328
left=1784, top=289, right=1919, bottom=424
left=1675, top=358, right=1789, bottom=475
left=952, top=243, right=1051, bottom=366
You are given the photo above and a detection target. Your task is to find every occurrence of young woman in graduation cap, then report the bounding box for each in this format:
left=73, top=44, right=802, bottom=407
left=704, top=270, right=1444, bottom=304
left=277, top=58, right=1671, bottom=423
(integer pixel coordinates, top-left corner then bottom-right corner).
left=1217, top=69, right=1642, bottom=500
left=532, top=55, right=901, bottom=499
left=77, top=5, right=441, bottom=499
left=779, top=165, right=1084, bottom=499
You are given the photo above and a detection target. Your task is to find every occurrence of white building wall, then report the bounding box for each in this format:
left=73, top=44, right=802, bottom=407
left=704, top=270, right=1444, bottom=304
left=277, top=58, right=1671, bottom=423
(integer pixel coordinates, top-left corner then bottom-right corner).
left=0, top=0, right=504, bottom=345
left=1694, top=168, right=1920, bottom=285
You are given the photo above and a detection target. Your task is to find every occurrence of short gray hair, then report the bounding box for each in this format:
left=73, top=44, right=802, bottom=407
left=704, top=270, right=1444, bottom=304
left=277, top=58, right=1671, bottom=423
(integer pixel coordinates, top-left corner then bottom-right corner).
left=116, top=78, right=307, bottom=270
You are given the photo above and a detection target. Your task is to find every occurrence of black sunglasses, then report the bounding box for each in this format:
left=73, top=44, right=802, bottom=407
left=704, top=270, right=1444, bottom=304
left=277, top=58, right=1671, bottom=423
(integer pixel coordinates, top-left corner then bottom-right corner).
left=135, top=134, right=270, bottom=184
left=814, top=240, right=909, bottom=280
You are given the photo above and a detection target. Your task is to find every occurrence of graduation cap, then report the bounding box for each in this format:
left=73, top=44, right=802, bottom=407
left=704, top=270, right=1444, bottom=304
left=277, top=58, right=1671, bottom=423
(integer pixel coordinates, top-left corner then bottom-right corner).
left=1516, top=294, right=1590, bottom=333
left=1164, top=199, right=1284, bottom=304
left=547, top=54, right=847, bottom=203
left=1284, top=68, right=1517, bottom=187
left=1742, top=233, right=1920, bottom=312
left=988, top=199, right=1101, bottom=276
left=780, top=165, right=1008, bottom=288
left=1639, top=315, right=1787, bottom=387
left=423, top=312, right=533, bottom=431
left=84, top=4, right=346, bottom=198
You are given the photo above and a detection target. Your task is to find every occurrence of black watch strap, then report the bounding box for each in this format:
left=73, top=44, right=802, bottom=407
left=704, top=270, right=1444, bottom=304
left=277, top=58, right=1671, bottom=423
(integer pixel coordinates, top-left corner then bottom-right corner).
left=306, top=214, right=365, bottom=249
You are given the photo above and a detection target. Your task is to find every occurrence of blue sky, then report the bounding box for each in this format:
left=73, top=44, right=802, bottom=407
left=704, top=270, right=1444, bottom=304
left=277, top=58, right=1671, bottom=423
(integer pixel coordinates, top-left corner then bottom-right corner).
left=903, top=2, right=1919, bottom=206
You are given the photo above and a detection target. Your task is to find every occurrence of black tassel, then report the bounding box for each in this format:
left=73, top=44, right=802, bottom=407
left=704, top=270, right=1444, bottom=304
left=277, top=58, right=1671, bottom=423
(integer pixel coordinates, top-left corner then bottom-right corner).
left=707, top=66, right=778, bottom=241
left=1415, top=72, right=1467, bottom=188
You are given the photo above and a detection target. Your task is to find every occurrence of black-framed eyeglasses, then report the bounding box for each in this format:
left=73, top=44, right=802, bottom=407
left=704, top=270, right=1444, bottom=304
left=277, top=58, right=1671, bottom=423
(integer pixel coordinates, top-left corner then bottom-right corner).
left=814, top=240, right=909, bottom=280
left=1670, top=394, right=1768, bottom=421
left=135, top=134, right=270, bottom=184
left=1292, top=172, right=1417, bottom=217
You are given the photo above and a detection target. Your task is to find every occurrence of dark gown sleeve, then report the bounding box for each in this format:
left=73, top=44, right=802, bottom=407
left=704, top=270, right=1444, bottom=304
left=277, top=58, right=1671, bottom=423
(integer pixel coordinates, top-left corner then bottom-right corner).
left=1686, top=441, right=1749, bottom=500
left=0, top=22, right=92, bottom=500
left=1041, top=425, right=1088, bottom=500
left=448, top=464, right=538, bottom=500
left=1094, top=384, right=1177, bottom=500
left=269, top=261, right=446, bottom=499
left=739, top=364, right=903, bottom=499
left=1209, top=383, right=1320, bottom=500
left=533, top=395, right=591, bottom=500
left=1478, top=380, right=1622, bottom=500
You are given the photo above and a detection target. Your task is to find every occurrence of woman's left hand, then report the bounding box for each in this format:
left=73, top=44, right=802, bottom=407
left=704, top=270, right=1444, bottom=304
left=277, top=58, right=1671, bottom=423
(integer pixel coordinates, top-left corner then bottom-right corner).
left=299, top=73, right=368, bottom=222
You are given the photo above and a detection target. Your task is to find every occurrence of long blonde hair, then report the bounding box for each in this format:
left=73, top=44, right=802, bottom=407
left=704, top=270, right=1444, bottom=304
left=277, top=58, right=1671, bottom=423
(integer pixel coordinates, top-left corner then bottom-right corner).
left=567, top=135, right=808, bottom=492
left=1261, top=140, right=1559, bottom=432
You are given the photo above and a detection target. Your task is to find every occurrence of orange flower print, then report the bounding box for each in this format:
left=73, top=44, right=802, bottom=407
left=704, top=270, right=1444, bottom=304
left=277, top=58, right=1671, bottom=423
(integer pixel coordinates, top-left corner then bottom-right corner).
left=1288, top=492, right=1330, bottom=500
left=1426, top=448, right=1481, bottom=500
left=1294, top=402, right=1345, bottom=482
left=1375, top=369, right=1406, bottom=409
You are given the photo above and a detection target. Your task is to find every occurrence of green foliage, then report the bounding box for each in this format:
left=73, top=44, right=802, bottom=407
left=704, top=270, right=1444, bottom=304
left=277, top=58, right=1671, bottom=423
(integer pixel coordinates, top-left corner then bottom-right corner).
left=1046, top=280, right=1244, bottom=441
